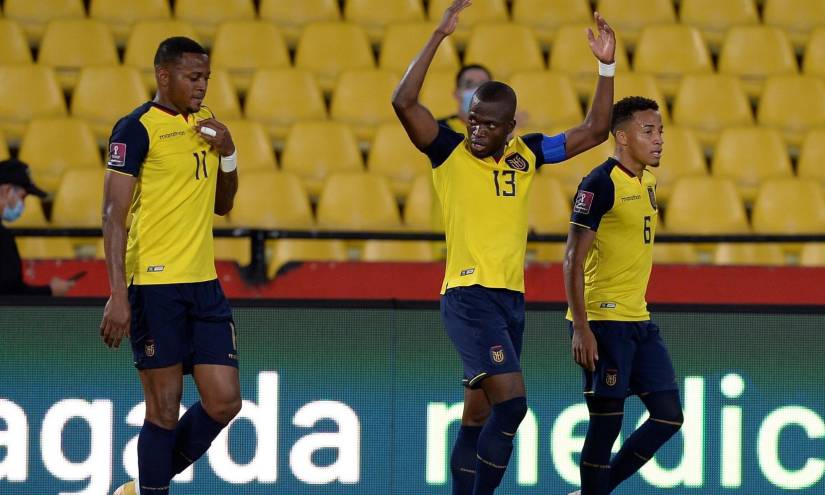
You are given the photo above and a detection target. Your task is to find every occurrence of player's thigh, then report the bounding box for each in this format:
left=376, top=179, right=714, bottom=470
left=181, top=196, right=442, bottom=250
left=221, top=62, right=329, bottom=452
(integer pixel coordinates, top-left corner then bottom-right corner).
left=481, top=371, right=526, bottom=405
left=193, top=364, right=241, bottom=409
left=129, top=283, right=190, bottom=370
left=461, top=387, right=492, bottom=426
left=138, top=364, right=184, bottom=424
left=573, top=321, right=637, bottom=399
left=188, top=280, right=238, bottom=370
left=630, top=321, right=678, bottom=395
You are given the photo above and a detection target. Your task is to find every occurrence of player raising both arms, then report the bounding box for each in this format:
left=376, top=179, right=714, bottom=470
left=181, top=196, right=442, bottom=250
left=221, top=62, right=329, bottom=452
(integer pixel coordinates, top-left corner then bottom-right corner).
left=392, top=1, right=616, bottom=494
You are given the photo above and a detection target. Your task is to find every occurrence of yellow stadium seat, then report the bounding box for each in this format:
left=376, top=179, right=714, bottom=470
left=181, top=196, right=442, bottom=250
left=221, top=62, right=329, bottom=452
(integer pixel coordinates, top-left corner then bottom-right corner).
left=244, top=69, right=327, bottom=142
left=672, top=74, right=753, bottom=149
left=800, top=243, right=825, bottom=266
left=678, top=0, right=759, bottom=51
left=295, top=21, right=374, bottom=92
left=404, top=174, right=443, bottom=232
left=316, top=173, right=402, bottom=230
left=718, top=26, right=798, bottom=98
left=52, top=168, right=106, bottom=227
left=549, top=24, right=631, bottom=97
left=15, top=196, right=48, bottom=227
left=0, top=130, right=10, bottom=162
left=507, top=71, right=582, bottom=131
left=592, top=73, right=669, bottom=123
left=654, top=126, right=707, bottom=203
left=37, top=19, right=119, bottom=91
left=666, top=177, right=750, bottom=233
left=633, top=25, right=713, bottom=99
left=713, top=243, right=786, bottom=266
left=797, top=128, right=825, bottom=186
left=219, top=120, right=276, bottom=173
left=124, top=20, right=200, bottom=89
left=361, top=240, right=437, bottom=262
left=421, top=70, right=458, bottom=120
left=596, top=0, right=676, bottom=47
left=763, top=0, right=825, bottom=51
left=653, top=244, right=699, bottom=265
left=0, top=66, right=66, bottom=143
left=803, top=28, right=825, bottom=78
left=17, top=237, right=77, bottom=259
left=344, top=0, right=425, bottom=43
left=512, top=0, right=592, bottom=47
left=281, top=121, right=363, bottom=196
left=202, top=69, right=242, bottom=120
left=19, top=118, right=101, bottom=195
left=71, top=66, right=149, bottom=143
left=540, top=137, right=615, bottom=196
left=528, top=174, right=570, bottom=233
left=268, top=239, right=348, bottom=277
left=89, top=0, right=171, bottom=46
left=259, top=0, right=341, bottom=47
left=379, top=22, right=460, bottom=74
left=329, top=69, right=399, bottom=142
left=211, top=21, right=291, bottom=93
left=368, top=123, right=431, bottom=197
left=228, top=171, right=314, bottom=229
left=428, top=0, right=508, bottom=46
left=4, top=0, right=85, bottom=45
left=711, top=127, right=792, bottom=202
left=757, top=75, right=825, bottom=148
left=530, top=243, right=566, bottom=263
left=752, top=178, right=825, bottom=233
left=0, top=20, right=32, bottom=64
left=213, top=238, right=251, bottom=265
left=464, top=23, right=544, bottom=81
left=173, top=0, right=255, bottom=46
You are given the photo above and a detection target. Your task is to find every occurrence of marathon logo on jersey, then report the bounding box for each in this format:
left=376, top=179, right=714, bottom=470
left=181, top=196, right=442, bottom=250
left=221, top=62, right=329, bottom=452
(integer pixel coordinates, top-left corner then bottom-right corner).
left=490, top=345, right=505, bottom=364
left=605, top=369, right=618, bottom=387
left=144, top=339, right=156, bottom=358
left=600, top=302, right=617, bottom=309
left=504, top=152, right=529, bottom=171
left=574, top=190, right=595, bottom=214
left=647, top=185, right=658, bottom=211
left=460, top=267, right=475, bottom=276
left=108, top=142, right=126, bottom=167
left=147, top=265, right=165, bottom=272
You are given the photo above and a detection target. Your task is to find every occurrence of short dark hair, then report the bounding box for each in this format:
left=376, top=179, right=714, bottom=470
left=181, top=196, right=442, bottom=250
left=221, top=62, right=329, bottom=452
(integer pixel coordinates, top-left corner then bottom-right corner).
left=154, top=36, right=207, bottom=67
left=456, top=64, right=492, bottom=88
left=611, top=96, right=659, bottom=134
left=473, top=81, right=517, bottom=119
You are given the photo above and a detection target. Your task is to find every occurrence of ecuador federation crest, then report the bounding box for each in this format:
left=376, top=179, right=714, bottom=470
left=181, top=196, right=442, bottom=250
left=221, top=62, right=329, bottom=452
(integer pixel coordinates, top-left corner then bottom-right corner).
left=504, top=152, right=529, bottom=171
left=605, top=369, right=618, bottom=387
left=490, top=345, right=506, bottom=364
left=144, top=339, right=156, bottom=358
left=647, top=185, right=658, bottom=211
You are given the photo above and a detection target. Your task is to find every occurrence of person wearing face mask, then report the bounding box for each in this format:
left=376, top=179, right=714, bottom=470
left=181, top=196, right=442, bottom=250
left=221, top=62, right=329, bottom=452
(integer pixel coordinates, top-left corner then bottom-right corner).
left=0, top=158, right=74, bottom=296
left=438, top=64, right=493, bottom=135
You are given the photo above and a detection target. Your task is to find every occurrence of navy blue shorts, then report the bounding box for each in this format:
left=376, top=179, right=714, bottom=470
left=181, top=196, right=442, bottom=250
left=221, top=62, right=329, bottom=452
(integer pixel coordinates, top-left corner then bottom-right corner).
left=128, top=279, right=237, bottom=373
left=441, top=285, right=525, bottom=389
left=569, top=320, right=678, bottom=398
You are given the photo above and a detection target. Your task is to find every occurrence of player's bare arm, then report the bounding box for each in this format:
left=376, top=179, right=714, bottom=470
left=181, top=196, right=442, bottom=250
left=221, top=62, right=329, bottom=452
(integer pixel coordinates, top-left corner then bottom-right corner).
left=392, top=0, right=471, bottom=149
left=100, top=171, right=137, bottom=349
left=196, top=118, right=238, bottom=215
left=564, top=12, right=616, bottom=158
left=563, top=224, right=599, bottom=371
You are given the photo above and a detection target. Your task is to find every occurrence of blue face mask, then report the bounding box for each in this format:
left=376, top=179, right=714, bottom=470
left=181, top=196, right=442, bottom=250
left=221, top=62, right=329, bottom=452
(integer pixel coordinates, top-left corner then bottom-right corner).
left=460, top=89, right=476, bottom=114
left=2, top=196, right=23, bottom=223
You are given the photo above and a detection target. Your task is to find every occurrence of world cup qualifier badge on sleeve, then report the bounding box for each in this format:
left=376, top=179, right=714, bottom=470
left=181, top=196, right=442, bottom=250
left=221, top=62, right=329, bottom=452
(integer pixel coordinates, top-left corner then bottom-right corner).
left=574, top=190, right=595, bottom=214
left=108, top=143, right=126, bottom=167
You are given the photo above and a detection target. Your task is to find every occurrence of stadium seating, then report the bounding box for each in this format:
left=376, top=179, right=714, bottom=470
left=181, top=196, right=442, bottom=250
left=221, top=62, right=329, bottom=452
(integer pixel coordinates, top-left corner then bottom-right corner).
left=173, top=0, right=255, bottom=46
left=14, top=196, right=48, bottom=227
left=227, top=171, right=314, bottom=229
left=244, top=68, right=327, bottom=142
left=420, top=70, right=458, bottom=120
left=0, top=19, right=33, bottom=65
left=464, top=23, right=545, bottom=81
left=797, top=128, right=825, bottom=186
left=37, top=19, right=119, bottom=91
left=672, top=74, right=753, bottom=149
left=367, top=123, right=431, bottom=197
left=258, top=0, right=341, bottom=47
left=596, top=0, right=677, bottom=47
left=752, top=178, right=825, bottom=234
left=539, top=138, right=615, bottom=196
left=654, top=126, right=707, bottom=203
left=710, top=127, right=793, bottom=202
left=71, top=66, right=149, bottom=142
left=280, top=121, right=364, bottom=196
left=666, top=177, right=750, bottom=233
left=713, top=243, right=786, bottom=265
left=295, top=21, right=374, bottom=92
left=404, top=174, right=442, bottom=232
left=124, top=20, right=200, bottom=89
left=718, top=26, right=798, bottom=98
left=633, top=24, right=713, bottom=98
left=678, top=0, right=759, bottom=51
left=548, top=24, right=631, bottom=97
left=202, top=69, right=242, bottom=120
left=344, top=0, right=425, bottom=43
left=757, top=75, right=825, bottom=148
left=511, top=0, right=592, bottom=47
left=507, top=71, right=582, bottom=132
left=606, top=73, right=670, bottom=123
left=213, top=238, right=251, bottom=265
left=268, top=239, right=349, bottom=277
left=316, top=173, right=402, bottom=230
left=89, top=0, right=171, bottom=46
left=219, top=120, right=277, bottom=173
left=802, top=27, right=825, bottom=77
left=763, top=0, right=825, bottom=51
left=17, top=237, right=76, bottom=259
left=4, top=0, right=85, bottom=45
left=361, top=240, right=437, bottom=262
left=427, top=0, right=508, bottom=46
left=51, top=168, right=106, bottom=227
left=18, top=118, right=101, bottom=195
left=210, top=21, right=290, bottom=93
left=800, top=243, right=825, bottom=266
left=329, top=69, right=399, bottom=142
left=528, top=175, right=571, bottom=234
left=379, top=22, right=460, bottom=74
left=653, top=244, right=699, bottom=265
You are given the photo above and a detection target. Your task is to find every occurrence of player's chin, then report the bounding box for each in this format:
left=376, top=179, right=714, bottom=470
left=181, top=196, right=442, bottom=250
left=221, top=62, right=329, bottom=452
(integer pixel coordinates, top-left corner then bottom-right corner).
left=188, top=99, right=204, bottom=113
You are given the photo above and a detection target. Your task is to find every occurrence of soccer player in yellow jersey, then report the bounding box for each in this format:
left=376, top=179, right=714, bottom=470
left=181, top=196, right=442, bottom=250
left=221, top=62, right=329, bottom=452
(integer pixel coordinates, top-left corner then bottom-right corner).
left=564, top=97, right=683, bottom=495
left=438, top=64, right=493, bottom=135
left=393, top=1, right=616, bottom=493
left=99, top=37, right=240, bottom=495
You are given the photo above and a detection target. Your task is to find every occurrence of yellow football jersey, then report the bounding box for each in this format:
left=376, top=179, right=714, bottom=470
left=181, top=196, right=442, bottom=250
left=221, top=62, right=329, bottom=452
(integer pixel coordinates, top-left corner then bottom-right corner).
left=106, top=102, right=221, bottom=285
left=566, top=158, right=659, bottom=321
left=424, top=125, right=567, bottom=294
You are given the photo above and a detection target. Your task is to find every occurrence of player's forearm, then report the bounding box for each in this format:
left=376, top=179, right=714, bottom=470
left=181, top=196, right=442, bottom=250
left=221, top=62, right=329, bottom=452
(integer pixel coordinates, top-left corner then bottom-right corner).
left=215, top=169, right=238, bottom=216
left=102, top=213, right=128, bottom=296
left=391, top=32, right=445, bottom=110
left=563, top=255, right=589, bottom=327
left=583, top=75, right=614, bottom=143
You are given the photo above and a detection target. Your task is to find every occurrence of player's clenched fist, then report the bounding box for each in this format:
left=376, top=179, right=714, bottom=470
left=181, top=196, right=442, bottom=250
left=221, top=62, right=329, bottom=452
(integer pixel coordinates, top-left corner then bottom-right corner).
left=195, top=118, right=235, bottom=157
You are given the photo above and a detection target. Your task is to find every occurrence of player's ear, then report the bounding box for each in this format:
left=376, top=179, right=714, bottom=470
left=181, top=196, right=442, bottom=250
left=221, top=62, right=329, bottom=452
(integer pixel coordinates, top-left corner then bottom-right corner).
left=615, top=127, right=628, bottom=146
left=155, top=65, right=170, bottom=88
left=506, top=119, right=516, bottom=135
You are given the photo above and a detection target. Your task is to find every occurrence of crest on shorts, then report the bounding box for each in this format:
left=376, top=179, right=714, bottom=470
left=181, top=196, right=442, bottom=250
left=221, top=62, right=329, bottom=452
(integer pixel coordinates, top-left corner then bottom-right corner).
left=490, top=345, right=505, bottom=364
left=647, top=186, right=658, bottom=211
left=504, top=153, right=529, bottom=171
left=605, top=369, right=618, bottom=387
left=144, top=339, right=156, bottom=358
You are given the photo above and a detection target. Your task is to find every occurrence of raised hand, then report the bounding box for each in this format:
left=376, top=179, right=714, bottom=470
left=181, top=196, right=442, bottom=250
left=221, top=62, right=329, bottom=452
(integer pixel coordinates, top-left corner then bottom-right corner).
left=436, top=0, right=472, bottom=37
left=587, top=12, right=616, bottom=64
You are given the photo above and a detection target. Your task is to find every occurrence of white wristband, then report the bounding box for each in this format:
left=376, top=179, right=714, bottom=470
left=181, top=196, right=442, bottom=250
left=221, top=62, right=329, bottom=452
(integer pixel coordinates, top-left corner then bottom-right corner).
left=220, top=150, right=237, bottom=172
left=598, top=61, right=616, bottom=77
